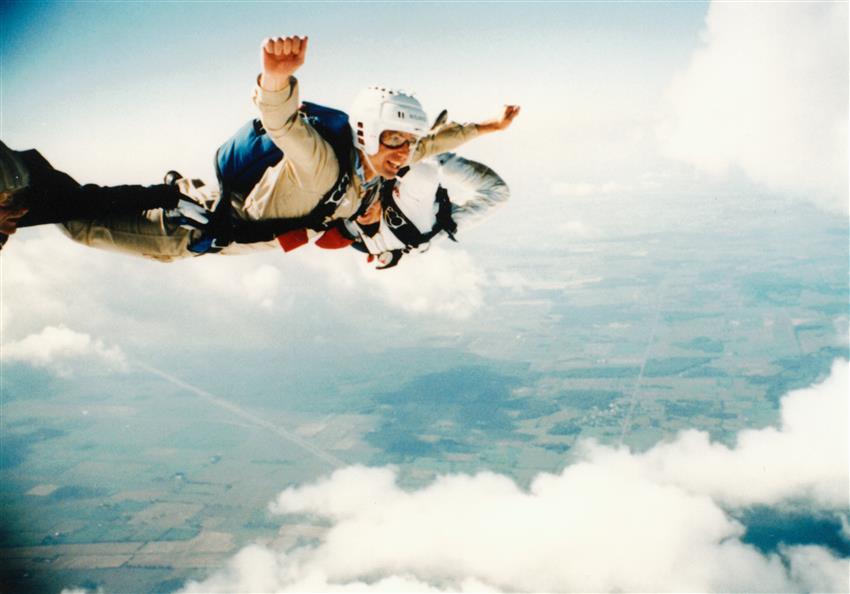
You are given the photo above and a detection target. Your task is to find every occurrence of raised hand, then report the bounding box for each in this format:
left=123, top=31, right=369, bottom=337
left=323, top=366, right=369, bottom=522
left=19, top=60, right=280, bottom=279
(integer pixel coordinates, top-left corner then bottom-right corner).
left=260, top=36, right=308, bottom=91
left=496, top=105, right=521, bottom=130
left=477, top=105, right=521, bottom=134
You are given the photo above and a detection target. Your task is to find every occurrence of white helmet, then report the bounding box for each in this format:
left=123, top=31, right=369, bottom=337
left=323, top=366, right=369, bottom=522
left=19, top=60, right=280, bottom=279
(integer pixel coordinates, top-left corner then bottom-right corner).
left=350, top=87, right=428, bottom=155
left=387, top=162, right=441, bottom=234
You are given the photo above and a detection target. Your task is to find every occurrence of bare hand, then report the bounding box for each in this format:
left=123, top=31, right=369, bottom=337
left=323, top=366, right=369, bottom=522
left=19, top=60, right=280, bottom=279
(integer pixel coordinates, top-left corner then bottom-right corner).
left=496, top=105, right=521, bottom=130
left=0, top=202, right=28, bottom=235
left=260, top=36, right=308, bottom=91
left=478, top=105, right=521, bottom=134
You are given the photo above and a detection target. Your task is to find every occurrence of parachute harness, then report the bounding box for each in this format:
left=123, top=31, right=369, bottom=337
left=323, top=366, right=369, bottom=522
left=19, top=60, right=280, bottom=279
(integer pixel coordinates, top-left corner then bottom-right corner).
left=371, top=175, right=457, bottom=269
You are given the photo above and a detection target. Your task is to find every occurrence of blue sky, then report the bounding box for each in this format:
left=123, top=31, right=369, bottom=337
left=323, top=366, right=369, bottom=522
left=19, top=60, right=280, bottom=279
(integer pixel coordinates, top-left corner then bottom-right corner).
left=3, top=1, right=711, bottom=186
left=5, top=1, right=844, bottom=212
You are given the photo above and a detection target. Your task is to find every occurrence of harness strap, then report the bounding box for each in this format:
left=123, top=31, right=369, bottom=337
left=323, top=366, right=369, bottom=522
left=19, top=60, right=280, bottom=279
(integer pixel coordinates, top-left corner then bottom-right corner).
left=378, top=178, right=456, bottom=249
left=201, top=102, right=355, bottom=251
left=227, top=169, right=352, bottom=244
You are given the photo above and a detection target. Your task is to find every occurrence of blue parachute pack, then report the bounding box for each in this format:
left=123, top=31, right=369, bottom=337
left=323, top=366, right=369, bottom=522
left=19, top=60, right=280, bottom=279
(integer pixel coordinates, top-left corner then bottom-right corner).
left=196, top=101, right=354, bottom=251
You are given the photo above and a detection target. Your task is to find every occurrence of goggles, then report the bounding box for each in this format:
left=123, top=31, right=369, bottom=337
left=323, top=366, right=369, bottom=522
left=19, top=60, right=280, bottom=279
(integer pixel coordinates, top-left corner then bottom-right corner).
left=379, top=130, right=420, bottom=149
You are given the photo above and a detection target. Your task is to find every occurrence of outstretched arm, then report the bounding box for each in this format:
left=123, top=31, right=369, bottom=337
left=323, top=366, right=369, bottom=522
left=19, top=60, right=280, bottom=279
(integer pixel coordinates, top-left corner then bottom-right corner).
left=414, top=104, right=521, bottom=162
left=474, top=105, right=521, bottom=135
left=439, top=153, right=509, bottom=231
left=259, top=36, right=308, bottom=91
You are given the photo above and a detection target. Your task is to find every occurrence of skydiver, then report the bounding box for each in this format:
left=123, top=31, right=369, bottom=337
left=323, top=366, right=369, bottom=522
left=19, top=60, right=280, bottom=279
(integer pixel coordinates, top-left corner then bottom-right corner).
left=0, top=35, right=519, bottom=260
left=1, top=147, right=511, bottom=268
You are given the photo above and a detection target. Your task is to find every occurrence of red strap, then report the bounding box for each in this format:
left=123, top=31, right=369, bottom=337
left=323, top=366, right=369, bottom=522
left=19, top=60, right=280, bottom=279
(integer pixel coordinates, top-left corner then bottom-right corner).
left=277, top=229, right=309, bottom=252
left=315, top=227, right=354, bottom=250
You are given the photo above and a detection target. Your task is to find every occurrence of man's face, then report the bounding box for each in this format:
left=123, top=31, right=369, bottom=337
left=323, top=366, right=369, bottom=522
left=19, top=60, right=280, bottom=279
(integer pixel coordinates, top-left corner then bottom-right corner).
left=366, top=130, right=419, bottom=179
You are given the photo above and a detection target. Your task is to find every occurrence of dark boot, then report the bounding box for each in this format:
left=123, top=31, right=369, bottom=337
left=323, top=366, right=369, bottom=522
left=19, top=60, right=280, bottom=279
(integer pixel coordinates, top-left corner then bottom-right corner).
left=0, top=141, right=31, bottom=248
left=0, top=141, right=30, bottom=195
left=163, top=170, right=183, bottom=186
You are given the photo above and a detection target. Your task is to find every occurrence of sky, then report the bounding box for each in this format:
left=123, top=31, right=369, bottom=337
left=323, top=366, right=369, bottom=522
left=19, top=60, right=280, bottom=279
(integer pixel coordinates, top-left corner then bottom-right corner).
left=3, top=1, right=710, bottom=185
left=3, top=1, right=846, bottom=210
left=1, top=1, right=849, bottom=592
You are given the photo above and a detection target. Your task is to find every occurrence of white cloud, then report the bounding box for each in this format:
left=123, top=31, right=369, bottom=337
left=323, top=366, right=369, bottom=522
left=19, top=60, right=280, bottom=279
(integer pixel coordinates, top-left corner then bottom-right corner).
left=300, top=245, right=486, bottom=320
left=556, top=220, right=604, bottom=240
left=550, top=181, right=629, bottom=198
left=624, top=358, right=849, bottom=508
left=490, top=270, right=529, bottom=291
left=182, top=360, right=849, bottom=593
left=783, top=545, right=850, bottom=594
left=241, top=265, right=282, bottom=310
left=362, top=247, right=485, bottom=320
left=2, top=325, right=127, bottom=375
left=660, top=1, right=848, bottom=212
left=191, top=258, right=284, bottom=310
left=0, top=229, right=317, bottom=350
left=181, top=544, right=460, bottom=593
left=1, top=230, right=104, bottom=337
left=1, top=227, right=486, bottom=366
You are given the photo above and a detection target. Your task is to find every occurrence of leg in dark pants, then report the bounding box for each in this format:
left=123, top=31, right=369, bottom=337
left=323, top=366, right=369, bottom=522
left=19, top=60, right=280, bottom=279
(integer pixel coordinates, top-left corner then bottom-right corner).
left=12, top=149, right=183, bottom=227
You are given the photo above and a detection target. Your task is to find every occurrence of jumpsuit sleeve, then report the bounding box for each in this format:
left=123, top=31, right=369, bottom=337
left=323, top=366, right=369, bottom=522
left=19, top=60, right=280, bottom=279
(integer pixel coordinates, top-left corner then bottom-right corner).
left=251, top=76, right=340, bottom=193
left=438, top=153, right=510, bottom=231
left=412, top=122, right=481, bottom=163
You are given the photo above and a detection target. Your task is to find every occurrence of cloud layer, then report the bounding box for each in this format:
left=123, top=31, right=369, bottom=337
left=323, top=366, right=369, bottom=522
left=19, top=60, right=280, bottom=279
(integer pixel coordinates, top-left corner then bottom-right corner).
left=2, top=229, right=486, bottom=360
left=2, top=325, right=127, bottom=375
left=661, top=1, right=848, bottom=212
left=297, top=245, right=486, bottom=320
left=181, top=360, right=849, bottom=593
left=362, top=247, right=485, bottom=320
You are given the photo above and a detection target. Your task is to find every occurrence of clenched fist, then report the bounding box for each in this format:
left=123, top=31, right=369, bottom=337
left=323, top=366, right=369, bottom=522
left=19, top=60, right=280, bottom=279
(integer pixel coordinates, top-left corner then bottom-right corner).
left=260, top=35, right=308, bottom=91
